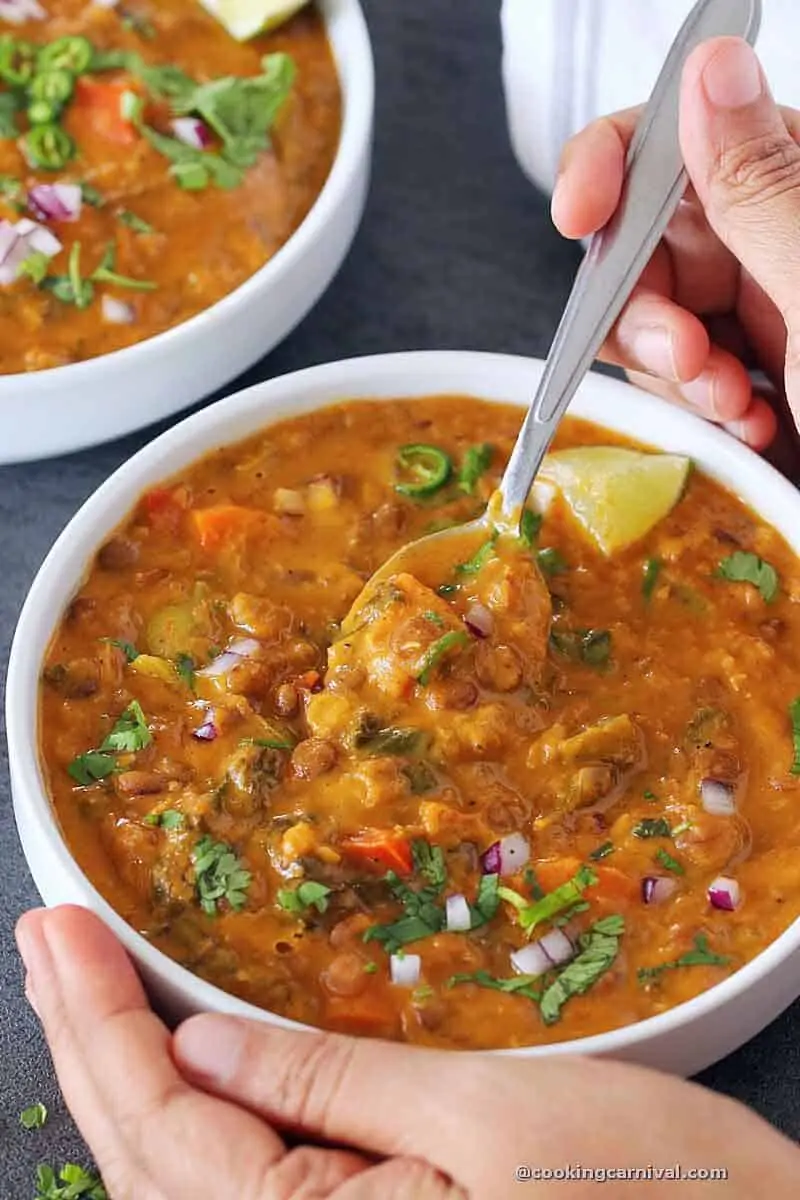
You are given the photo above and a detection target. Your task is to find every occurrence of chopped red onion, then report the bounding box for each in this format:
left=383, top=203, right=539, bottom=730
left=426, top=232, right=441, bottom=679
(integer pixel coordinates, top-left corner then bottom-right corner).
left=510, top=941, right=551, bottom=977
left=390, top=953, right=421, bottom=987
left=538, top=927, right=575, bottom=966
left=28, top=183, right=82, bottom=223
left=196, top=638, right=261, bottom=679
left=708, top=875, right=740, bottom=911
left=481, top=833, right=529, bottom=877
left=700, top=778, right=736, bottom=816
left=192, top=719, right=218, bottom=742
left=171, top=117, right=213, bottom=150
left=642, top=876, right=677, bottom=905
left=511, top=928, right=575, bottom=977
left=0, top=218, right=61, bottom=285
left=102, top=295, right=135, bottom=325
left=0, top=0, right=46, bottom=23
left=445, top=893, right=471, bottom=933
left=464, top=603, right=493, bottom=639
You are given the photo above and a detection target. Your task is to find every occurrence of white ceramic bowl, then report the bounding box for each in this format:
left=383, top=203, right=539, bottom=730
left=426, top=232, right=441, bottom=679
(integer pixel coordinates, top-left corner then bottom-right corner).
left=0, top=0, right=373, bottom=465
left=8, top=351, right=800, bottom=1075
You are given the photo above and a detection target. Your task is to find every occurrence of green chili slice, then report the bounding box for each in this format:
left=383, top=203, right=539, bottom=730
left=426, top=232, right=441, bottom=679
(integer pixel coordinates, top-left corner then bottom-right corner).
left=22, top=123, right=75, bottom=170
left=29, top=68, right=75, bottom=109
left=37, top=35, right=94, bottom=76
left=0, top=37, right=38, bottom=87
left=27, top=100, right=58, bottom=126
left=395, top=443, right=452, bottom=498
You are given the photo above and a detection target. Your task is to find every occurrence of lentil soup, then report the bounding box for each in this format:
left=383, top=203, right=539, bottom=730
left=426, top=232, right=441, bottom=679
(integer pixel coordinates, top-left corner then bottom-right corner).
left=0, top=1, right=340, bottom=372
left=39, top=396, right=800, bottom=1049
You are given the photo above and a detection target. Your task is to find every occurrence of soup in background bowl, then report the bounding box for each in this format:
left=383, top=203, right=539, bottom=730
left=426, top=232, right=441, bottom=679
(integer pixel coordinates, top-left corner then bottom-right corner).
left=9, top=351, right=800, bottom=1076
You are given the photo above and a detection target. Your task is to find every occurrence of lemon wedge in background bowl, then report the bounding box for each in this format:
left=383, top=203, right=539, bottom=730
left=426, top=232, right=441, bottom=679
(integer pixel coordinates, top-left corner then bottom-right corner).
left=200, top=0, right=310, bottom=40
left=539, top=447, right=692, bottom=555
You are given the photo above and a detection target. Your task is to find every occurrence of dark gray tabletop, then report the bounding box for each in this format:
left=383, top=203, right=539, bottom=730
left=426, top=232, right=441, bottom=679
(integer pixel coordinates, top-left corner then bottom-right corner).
left=1, top=1, right=798, bottom=1194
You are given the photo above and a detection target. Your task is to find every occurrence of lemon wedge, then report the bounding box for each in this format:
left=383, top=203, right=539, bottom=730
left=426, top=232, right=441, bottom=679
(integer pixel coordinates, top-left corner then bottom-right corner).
left=539, top=447, right=691, bottom=555
left=200, top=0, right=310, bottom=40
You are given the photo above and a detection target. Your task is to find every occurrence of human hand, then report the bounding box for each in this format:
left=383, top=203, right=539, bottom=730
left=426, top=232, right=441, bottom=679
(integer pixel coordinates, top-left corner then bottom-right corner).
left=551, top=36, right=800, bottom=478
left=16, top=905, right=800, bottom=1199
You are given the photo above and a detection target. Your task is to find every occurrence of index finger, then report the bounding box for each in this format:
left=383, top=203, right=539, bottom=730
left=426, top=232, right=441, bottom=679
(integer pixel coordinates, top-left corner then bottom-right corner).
left=17, top=906, right=287, bottom=1200
left=552, top=102, right=800, bottom=242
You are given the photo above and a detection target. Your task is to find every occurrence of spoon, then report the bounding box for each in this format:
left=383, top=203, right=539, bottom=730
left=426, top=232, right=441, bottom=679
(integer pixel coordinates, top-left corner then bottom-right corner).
left=344, top=0, right=761, bottom=634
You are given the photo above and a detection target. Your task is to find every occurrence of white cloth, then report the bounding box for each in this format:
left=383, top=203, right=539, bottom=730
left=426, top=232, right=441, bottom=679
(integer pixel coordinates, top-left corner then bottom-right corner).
left=501, top=0, right=800, bottom=194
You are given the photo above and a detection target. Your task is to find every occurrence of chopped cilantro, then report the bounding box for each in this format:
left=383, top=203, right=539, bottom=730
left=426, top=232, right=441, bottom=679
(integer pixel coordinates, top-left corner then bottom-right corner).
left=20, top=1102, right=47, bottom=1130
left=655, top=847, right=684, bottom=874
left=363, top=840, right=446, bottom=952
left=412, top=839, right=447, bottom=889
left=80, top=183, right=105, bottom=208
left=277, top=881, right=332, bottom=915
left=550, top=628, right=611, bottom=668
left=91, top=241, right=157, bottom=291
left=537, top=547, right=567, bottom=576
left=539, top=915, right=625, bottom=1025
left=643, top=789, right=658, bottom=801
left=193, top=836, right=251, bottom=916
left=789, top=696, right=800, bottom=776
left=402, top=760, right=437, bottom=794
left=120, top=7, right=156, bottom=39
left=100, top=637, right=139, bottom=663
left=363, top=961, right=378, bottom=974
left=632, top=817, right=672, bottom=839
left=245, top=735, right=295, bottom=750
left=416, top=630, right=469, bottom=685
left=175, top=653, right=195, bottom=690
left=43, top=241, right=94, bottom=308
left=589, top=841, right=614, bottom=861
left=642, top=556, right=663, bottom=600
left=118, top=208, right=154, bottom=234
left=518, top=508, right=542, bottom=548
left=141, top=124, right=242, bottom=190
left=469, top=872, right=500, bottom=927
left=0, top=92, right=20, bottom=139
left=454, top=532, right=498, bottom=575
left=458, top=442, right=493, bottom=493
left=100, top=700, right=151, bottom=753
left=437, top=583, right=458, bottom=597
left=34, top=1163, right=106, bottom=1200
left=143, top=809, right=184, bottom=830
left=638, top=933, right=731, bottom=984
left=718, top=550, right=778, bottom=603
left=448, top=969, right=543, bottom=1002
left=0, top=173, right=24, bottom=208
left=67, top=751, right=117, bottom=787
left=18, top=251, right=50, bottom=284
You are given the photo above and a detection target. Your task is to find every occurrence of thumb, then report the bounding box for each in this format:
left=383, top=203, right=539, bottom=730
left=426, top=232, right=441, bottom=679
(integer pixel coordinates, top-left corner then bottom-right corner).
left=679, top=37, right=800, bottom=421
left=173, top=1014, right=524, bottom=1193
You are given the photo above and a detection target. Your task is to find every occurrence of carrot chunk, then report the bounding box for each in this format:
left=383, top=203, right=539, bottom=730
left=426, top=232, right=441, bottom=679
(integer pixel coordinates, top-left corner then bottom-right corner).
left=74, top=78, right=139, bottom=145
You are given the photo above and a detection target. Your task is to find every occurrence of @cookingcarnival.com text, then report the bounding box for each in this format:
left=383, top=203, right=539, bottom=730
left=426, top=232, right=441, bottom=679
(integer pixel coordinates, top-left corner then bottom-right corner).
left=515, top=1164, right=728, bottom=1183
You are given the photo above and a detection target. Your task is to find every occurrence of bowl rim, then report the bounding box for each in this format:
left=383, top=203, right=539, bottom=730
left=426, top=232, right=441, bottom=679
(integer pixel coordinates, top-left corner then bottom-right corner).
left=9, top=348, right=800, bottom=1058
left=0, top=0, right=374, bottom=395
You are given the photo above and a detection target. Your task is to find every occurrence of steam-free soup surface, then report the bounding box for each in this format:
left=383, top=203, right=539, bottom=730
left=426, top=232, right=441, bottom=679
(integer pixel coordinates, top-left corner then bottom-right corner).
left=40, top=396, right=800, bottom=1048
left=0, top=0, right=339, bottom=372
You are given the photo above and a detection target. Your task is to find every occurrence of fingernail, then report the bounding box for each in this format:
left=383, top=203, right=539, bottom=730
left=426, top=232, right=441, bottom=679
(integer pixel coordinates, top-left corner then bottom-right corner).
left=16, top=914, right=52, bottom=1013
left=630, top=326, right=678, bottom=380
left=551, top=172, right=567, bottom=223
left=174, top=1014, right=247, bottom=1085
left=702, top=40, right=763, bottom=110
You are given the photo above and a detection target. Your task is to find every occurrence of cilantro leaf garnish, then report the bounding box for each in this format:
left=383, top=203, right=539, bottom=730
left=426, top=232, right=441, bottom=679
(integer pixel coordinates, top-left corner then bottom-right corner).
left=100, top=637, right=139, bottom=663
left=448, top=969, right=543, bottom=1002
left=539, top=915, right=625, bottom=1025
left=655, top=846, right=684, bottom=874
left=469, top=872, right=500, bottom=927
left=67, top=751, right=118, bottom=787
left=642, top=556, right=663, bottom=600
left=277, top=881, right=332, bottom=915
left=80, top=183, right=105, bottom=208
left=416, top=630, right=470, bottom=685
left=143, top=809, right=184, bottom=830
left=458, top=442, right=493, bottom=493
left=18, top=251, right=50, bottom=284
left=91, top=241, right=157, bottom=291
left=632, top=817, right=672, bottom=839
left=638, top=933, right=731, bottom=984
left=141, top=124, right=242, bottom=190
left=718, top=550, right=779, bottom=603
left=34, top=1162, right=106, bottom=1200
left=100, top=699, right=151, bottom=753
left=0, top=92, right=21, bottom=139
left=363, top=840, right=447, bottom=952
left=118, top=207, right=154, bottom=234
left=43, top=241, right=94, bottom=308
left=549, top=628, right=611, bottom=668
left=789, top=696, right=800, bottom=776
left=412, top=839, right=447, bottom=889
left=193, top=836, right=252, bottom=916
left=589, top=841, right=614, bottom=861
left=454, top=532, right=498, bottom=575
left=20, top=1101, right=47, bottom=1129
left=518, top=508, right=542, bottom=548
left=175, top=652, right=195, bottom=690
left=537, top=547, right=567, bottom=576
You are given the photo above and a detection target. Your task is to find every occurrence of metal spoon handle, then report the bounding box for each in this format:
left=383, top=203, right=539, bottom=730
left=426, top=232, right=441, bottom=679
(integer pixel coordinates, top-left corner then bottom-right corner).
left=498, top=0, right=761, bottom=521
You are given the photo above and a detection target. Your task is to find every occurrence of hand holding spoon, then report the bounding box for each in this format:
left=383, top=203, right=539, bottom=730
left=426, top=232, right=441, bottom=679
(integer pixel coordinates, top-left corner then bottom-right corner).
left=342, top=0, right=761, bottom=635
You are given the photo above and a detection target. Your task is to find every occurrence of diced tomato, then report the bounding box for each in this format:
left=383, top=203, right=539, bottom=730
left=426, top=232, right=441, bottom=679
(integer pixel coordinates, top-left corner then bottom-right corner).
left=140, top=487, right=186, bottom=535
left=341, top=830, right=414, bottom=876
left=74, top=78, right=139, bottom=145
